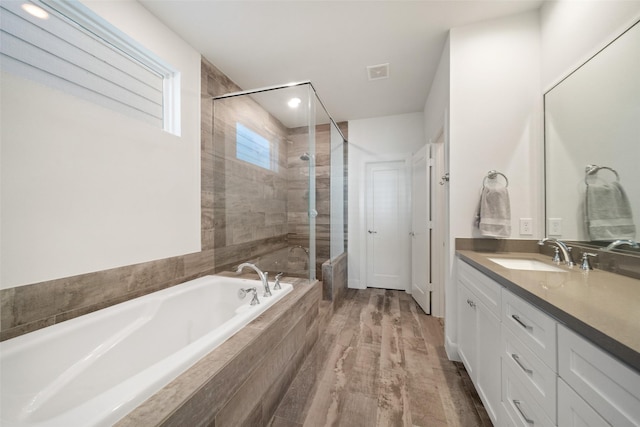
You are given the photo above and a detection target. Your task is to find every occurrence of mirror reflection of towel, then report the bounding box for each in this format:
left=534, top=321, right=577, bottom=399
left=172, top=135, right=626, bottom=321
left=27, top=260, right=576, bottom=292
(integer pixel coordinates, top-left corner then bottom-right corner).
left=586, top=181, right=636, bottom=241
left=475, top=186, right=511, bottom=238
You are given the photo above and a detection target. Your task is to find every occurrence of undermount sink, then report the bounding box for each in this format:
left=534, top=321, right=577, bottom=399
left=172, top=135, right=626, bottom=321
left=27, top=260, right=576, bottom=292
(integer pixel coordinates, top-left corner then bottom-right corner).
left=487, top=257, right=567, bottom=273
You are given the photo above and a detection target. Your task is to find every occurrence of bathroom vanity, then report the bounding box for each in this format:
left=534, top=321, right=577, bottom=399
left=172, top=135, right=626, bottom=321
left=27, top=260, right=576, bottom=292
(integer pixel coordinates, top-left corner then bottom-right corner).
left=455, top=250, right=640, bottom=427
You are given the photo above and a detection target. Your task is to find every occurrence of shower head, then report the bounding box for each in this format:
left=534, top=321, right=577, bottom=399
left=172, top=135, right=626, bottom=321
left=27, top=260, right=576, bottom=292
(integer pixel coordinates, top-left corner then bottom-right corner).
left=300, top=152, right=310, bottom=161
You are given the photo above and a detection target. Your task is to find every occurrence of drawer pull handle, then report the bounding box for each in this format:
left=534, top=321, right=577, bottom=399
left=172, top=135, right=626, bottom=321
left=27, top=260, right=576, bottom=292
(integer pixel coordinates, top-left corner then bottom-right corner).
left=512, top=314, right=532, bottom=331
left=466, top=299, right=476, bottom=308
left=513, top=399, right=534, bottom=425
left=511, top=353, right=533, bottom=374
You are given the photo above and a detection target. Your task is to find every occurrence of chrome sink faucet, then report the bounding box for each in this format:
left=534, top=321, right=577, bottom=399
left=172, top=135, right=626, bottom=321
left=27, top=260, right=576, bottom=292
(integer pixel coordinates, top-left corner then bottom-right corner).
left=538, top=238, right=575, bottom=267
left=236, top=263, right=272, bottom=297
left=604, top=239, right=640, bottom=251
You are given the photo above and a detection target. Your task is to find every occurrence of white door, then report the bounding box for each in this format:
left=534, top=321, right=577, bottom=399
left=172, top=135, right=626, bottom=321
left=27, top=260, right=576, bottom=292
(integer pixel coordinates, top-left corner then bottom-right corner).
left=365, top=161, right=409, bottom=290
left=411, top=147, right=430, bottom=313
left=430, top=135, right=447, bottom=317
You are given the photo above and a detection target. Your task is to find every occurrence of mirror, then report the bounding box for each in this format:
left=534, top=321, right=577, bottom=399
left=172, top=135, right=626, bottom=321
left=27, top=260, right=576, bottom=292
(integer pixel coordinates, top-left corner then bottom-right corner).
left=544, top=20, right=640, bottom=254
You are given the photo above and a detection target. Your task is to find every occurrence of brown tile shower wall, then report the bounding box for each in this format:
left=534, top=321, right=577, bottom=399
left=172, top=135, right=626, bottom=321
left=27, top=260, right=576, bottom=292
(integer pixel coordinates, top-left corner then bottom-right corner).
left=321, top=251, right=348, bottom=307
left=287, top=123, right=348, bottom=279
left=206, top=65, right=291, bottom=272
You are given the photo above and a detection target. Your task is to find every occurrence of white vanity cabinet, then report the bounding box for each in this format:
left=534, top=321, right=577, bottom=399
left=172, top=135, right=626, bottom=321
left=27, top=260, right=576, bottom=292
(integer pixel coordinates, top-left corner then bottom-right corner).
left=456, top=256, right=640, bottom=427
left=456, top=259, right=502, bottom=425
left=558, top=325, right=640, bottom=427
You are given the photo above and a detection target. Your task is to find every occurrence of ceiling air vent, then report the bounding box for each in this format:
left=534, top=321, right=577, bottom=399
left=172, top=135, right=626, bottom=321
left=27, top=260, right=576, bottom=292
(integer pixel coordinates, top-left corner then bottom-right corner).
left=367, top=63, right=389, bottom=81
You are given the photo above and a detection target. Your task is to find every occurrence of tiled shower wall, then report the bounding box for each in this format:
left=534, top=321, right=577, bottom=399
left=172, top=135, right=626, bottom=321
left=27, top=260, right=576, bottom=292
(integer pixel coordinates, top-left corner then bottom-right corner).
left=288, top=123, right=349, bottom=279
left=206, top=62, right=348, bottom=278
left=206, top=73, right=291, bottom=273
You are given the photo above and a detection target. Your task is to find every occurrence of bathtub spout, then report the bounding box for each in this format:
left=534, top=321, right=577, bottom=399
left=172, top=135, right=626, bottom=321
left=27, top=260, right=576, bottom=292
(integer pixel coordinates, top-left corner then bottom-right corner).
left=236, top=263, right=272, bottom=297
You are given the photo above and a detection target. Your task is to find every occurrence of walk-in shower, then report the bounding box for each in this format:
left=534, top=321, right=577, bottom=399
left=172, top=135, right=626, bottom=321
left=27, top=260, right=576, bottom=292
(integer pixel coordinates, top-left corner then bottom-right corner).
left=210, top=81, right=347, bottom=283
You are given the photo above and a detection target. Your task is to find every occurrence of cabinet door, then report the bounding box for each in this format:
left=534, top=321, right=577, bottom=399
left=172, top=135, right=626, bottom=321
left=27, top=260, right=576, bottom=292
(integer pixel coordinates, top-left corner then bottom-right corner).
left=558, top=325, right=640, bottom=426
left=558, top=378, right=608, bottom=427
left=457, top=283, right=477, bottom=380
left=476, top=301, right=501, bottom=425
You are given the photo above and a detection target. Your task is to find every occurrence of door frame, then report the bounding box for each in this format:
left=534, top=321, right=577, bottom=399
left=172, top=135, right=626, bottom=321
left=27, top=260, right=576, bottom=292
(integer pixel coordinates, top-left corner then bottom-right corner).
left=359, top=153, right=412, bottom=291
left=411, top=145, right=430, bottom=313
left=429, top=128, right=446, bottom=318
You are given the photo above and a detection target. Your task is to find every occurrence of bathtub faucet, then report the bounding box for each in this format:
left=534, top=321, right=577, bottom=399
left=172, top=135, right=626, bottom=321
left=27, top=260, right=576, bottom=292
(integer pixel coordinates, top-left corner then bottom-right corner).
left=273, top=272, right=284, bottom=290
left=238, top=287, right=260, bottom=305
left=236, top=263, right=272, bottom=297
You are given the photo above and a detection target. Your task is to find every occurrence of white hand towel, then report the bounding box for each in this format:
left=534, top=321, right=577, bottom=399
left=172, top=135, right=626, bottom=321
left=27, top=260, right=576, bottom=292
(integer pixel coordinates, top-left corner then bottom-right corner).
left=586, top=181, right=636, bottom=241
left=476, top=186, right=511, bottom=238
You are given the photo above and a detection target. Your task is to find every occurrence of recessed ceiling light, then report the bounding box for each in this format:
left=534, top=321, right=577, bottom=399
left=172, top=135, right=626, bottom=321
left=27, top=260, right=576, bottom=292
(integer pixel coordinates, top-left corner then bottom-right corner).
left=367, top=63, right=390, bottom=81
left=22, top=3, right=49, bottom=19
left=288, top=97, right=301, bottom=108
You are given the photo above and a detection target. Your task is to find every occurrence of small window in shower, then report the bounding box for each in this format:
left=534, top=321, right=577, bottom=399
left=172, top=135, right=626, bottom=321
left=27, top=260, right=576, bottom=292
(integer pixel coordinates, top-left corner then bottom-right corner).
left=236, top=123, right=276, bottom=170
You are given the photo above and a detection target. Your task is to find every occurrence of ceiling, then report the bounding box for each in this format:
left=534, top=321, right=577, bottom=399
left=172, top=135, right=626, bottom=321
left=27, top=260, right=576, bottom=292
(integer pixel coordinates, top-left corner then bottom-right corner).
left=139, top=0, right=543, bottom=124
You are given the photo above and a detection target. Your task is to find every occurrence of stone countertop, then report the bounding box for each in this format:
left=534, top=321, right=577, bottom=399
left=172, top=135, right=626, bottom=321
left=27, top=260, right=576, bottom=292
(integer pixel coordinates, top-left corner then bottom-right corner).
left=456, top=250, right=640, bottom=373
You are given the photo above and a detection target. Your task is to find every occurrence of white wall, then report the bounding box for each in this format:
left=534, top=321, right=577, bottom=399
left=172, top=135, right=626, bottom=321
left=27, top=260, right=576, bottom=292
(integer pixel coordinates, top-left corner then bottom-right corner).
left=424, top=36, right=450, bottom=143
left=0, top=0, right=202, bottom=288
left=449, top=11, right=543, bottom=243
left=433, top=11, right=542, bottom=358
left=347, top=112, right=426, bottom=290
left=541, top=1, right=640, bottom=91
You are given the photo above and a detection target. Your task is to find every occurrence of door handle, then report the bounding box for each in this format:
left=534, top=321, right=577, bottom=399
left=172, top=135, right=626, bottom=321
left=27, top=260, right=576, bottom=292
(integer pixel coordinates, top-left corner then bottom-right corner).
left=368, top=230, right=377, bottom=234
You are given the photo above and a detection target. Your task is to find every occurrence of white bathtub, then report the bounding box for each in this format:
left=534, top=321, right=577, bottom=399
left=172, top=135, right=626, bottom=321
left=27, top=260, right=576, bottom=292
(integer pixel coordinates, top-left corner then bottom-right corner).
left=0, top=275, right=292, bottom=427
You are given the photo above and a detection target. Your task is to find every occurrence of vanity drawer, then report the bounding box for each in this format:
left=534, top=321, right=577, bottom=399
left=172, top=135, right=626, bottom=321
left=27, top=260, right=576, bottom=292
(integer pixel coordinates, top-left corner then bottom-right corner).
left=457, top=259, right=501, bottom=317
left=558, top=325, right=640, bottom=426
left=501, top=326, right=557, bottom=422
left=502, top=289, right=557, bottom=370
left=501, top=359, right=555, bottom=427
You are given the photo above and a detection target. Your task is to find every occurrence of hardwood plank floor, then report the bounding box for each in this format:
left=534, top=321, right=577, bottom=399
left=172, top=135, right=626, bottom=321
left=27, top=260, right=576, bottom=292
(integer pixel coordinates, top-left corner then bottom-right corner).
left=270, top=288, right=492, bottom=427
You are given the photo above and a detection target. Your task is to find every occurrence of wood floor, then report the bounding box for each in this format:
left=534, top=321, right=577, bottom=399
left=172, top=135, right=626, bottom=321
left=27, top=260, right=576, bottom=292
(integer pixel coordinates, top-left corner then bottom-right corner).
left=269, top=288, right=492, bottom=427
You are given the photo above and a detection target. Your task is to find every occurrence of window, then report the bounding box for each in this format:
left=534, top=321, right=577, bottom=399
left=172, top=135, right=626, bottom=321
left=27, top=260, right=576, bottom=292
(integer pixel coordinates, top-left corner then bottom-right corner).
left=0, top=0, right=180, bottom=134
left=236, top=123, right=276, bottom=170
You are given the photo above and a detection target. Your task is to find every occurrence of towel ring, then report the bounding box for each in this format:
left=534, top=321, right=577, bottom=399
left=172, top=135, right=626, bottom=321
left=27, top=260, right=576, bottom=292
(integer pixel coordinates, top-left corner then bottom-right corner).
left=483, top=170, right=509, bottom=188
left=584, top=164, right=619, bottom=185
